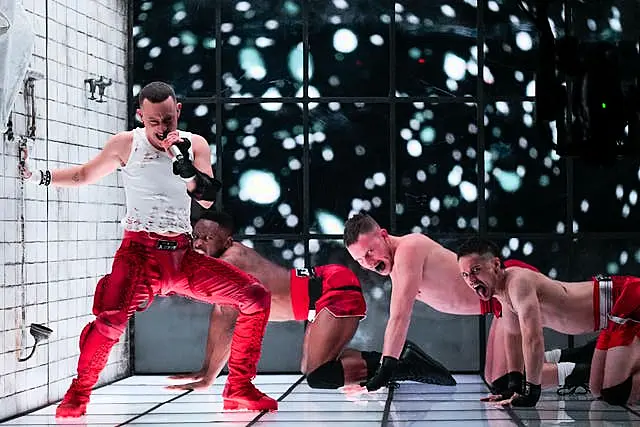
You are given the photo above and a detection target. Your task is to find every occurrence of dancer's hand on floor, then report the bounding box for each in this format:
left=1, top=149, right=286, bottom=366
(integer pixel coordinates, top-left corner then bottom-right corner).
left=167, top=369, right=205, bottom=382
left=166, top=369, right=213, bottom=391
left=340, top=383, right=385, bottom=397
left=165, top=377, right=214, bottom=391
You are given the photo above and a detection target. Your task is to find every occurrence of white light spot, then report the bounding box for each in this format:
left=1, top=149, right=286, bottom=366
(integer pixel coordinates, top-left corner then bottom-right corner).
left=460, top=181, right=477, bottom=202
left=495, top=102, right=509, bottom=115
left=515, top=32, right=533, bottom=51
left=149, top=46, right=162, bottom=58
left=236, top=1, right=251, bottom=12
left=620, top=251, right=628, bottom=265
left=493, top=168, right=522, bottom=192
left=444, top=53, right=466, bottom=81
left=238, top=170, right=281, bottom=204
left=509, top=238, right=519, bottom=251
left=523, top=242, right=533, bottom=256
left=289, top=158, right=302, bottom=170
left=407, top=140, right=422, bottom=157
left=194, top=105, right=208, bottom=117
left=370, top=34, right=384, bottom=46
left=430, top=198, right=440, bottom=213
left=400, top=128, right=413, bottom=140
left=448, top=166, right=463, bottom=186
left=333, top=0, right=349, bottom=9
left=265, top=19, right=279, bottom=30
left=364, top=178, right=375, bottom=190
left=256, top=37, right=275, bottom=48
left=317, top=210, right=344, bottom=234
left=630, top=190, right=638, bottom=206
left=416, top=170, right=426, bottom=182
left=622, top=204, right=630, bottom=218
left=278, top=203, right=292, bottom=216
left=322, top=148, right=334, bottom=161
left=286, top=215, right=299, bottom=228
left=441, top=5, right=456, bottom=17
left=580, top=200, right=589, bottom=212
left=526, top=80, right=535, bottom=97
left=420, top=127, right=435, bottom=143
left=137, top=37, right=151, bottom=48
left=234, top=149, right=246, bottom=161
left=373, top=172, right=386, bottom=186
left=616, top=185, right=624, bottom=200
left=333, top=28, right=358, bottom=53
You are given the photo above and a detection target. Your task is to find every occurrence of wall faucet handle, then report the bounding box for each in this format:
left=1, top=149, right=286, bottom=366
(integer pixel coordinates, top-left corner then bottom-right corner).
left=84, top=78, right=97, bottom=100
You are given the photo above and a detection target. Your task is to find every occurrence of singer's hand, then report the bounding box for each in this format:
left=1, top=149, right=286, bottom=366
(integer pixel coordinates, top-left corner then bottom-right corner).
left=159, top=130, right=181, bottom=156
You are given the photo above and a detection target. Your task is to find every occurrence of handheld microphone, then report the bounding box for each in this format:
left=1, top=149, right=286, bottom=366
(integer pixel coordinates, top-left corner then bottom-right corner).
left=169, top=144, right=184, bottom=161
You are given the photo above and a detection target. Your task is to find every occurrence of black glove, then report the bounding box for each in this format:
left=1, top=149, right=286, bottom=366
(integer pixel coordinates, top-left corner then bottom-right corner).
left=361, top=356, right=398, bottom=392
left=490, top=371, right=525, bottom=398
left=171, top=138, right=197, bottom=180
left=511, top=382, right=541, bottom=407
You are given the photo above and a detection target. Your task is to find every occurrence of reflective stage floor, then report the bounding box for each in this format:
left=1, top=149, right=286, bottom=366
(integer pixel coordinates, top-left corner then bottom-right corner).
left=3, top=374, right=640, bottom=426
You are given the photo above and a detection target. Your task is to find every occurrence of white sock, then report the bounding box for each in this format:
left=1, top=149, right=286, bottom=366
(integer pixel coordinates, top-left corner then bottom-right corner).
left=545, top=348, right=561, bottom=363
left=557, top=362, right=576, bottom=386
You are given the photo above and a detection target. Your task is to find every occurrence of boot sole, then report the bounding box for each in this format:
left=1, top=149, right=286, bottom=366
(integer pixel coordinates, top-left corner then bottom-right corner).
left=223, top=399, right=278, bottom=412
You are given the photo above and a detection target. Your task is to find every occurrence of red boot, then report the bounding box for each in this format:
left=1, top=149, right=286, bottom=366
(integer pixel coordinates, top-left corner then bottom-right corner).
left=56, top=322, right=118, bottom=418
left=222, top=310, right=278, bottom=412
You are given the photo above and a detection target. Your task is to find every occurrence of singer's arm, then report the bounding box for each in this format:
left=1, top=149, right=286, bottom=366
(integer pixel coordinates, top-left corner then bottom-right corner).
left=185, top=135, right=215, bottom=208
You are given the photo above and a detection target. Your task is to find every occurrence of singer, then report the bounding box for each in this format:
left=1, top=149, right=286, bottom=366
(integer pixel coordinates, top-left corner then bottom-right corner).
left=19, top=81, right=279, bottom=417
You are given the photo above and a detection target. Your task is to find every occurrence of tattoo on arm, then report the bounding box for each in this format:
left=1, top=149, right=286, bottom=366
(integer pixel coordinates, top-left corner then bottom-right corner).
left=72, top=172, right=80, bottom=182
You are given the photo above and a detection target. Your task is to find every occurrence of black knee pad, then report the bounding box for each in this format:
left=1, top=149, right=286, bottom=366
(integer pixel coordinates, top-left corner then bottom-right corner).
left=601, top=376, right=633, bottom=406
left=306, top=361, right=345, bottom=389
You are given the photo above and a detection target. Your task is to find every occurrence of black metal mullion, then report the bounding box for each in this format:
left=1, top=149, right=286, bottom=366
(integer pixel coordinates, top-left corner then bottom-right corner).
left=302, top=0, right=311, bottom=267
left=215, top=1, right=223, bottom=209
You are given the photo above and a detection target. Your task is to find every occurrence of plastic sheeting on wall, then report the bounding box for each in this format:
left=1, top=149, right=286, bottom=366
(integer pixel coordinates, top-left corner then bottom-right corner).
left=0, top=0, right=35, bottom=134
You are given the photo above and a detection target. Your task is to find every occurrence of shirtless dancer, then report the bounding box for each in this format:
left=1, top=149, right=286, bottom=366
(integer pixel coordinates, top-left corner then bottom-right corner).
left=167, top=210, right=456, bottom=391
left=457, top=237, right=640, bottom=407
left=20, top=82, right=277, bottom=417
left=343, top=213, right=591, bottom=394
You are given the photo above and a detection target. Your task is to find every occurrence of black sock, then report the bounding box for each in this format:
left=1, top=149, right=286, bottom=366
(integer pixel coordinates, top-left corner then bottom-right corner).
left=560, top=339, right=597, bottom=364
left=360, top=351, right=382, bottom=379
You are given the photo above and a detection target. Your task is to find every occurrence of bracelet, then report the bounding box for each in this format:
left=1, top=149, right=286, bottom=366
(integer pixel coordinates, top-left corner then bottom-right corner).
left=42, top=170, right=51, bottom=186
left=27, top=170, right=42, bottom=184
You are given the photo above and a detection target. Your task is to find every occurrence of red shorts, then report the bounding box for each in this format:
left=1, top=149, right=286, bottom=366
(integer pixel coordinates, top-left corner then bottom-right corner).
left=479, top=259, right=541, bottom=318
left=595, top=275, right=640, bottom=350
left=290, top=264, right=366, bottom=322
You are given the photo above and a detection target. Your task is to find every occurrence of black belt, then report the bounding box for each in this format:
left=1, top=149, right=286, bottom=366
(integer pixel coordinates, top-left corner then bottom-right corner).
left=296, top=267, right=362, bottom=311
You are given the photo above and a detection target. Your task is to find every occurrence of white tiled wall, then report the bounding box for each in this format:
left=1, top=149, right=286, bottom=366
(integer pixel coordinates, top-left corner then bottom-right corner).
left=1, top=0, right=129, bottom=420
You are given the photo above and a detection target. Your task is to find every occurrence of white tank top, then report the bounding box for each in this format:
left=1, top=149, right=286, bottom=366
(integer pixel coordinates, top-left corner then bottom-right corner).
left=119, top=128, right=194, bottom=234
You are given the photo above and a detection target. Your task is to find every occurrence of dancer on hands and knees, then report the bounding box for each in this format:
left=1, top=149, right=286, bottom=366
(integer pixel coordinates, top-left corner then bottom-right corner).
left=457, top=237, right=640, bottom=407
left=167, top=210, right=455, bottom=392
left=21, top=81, right=278, bottom=418
left=342, top=213, right=591, bottom=396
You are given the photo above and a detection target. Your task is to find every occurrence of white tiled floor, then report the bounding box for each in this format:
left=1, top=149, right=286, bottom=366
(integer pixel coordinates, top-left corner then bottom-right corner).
left=2, top=374, right=639, bottom=426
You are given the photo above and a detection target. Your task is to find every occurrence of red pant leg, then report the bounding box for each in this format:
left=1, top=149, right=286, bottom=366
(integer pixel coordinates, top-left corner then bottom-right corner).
left=596, top=277, right=640, bottom=350
left=57, top=239, right=162, bottom=418
left=179, top=249, right=276, bottom=410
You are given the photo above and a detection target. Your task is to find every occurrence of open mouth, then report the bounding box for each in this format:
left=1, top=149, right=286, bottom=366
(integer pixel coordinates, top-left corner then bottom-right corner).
left=375, top=261, right=386, bottom=273
left=473, top=282, right=488, bottom=299
left=156, top=130, right=170, bottom=141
